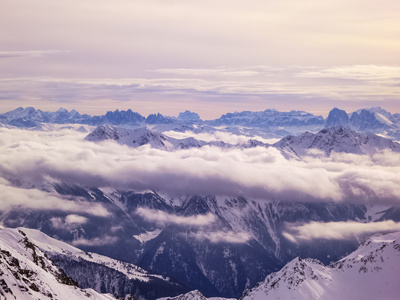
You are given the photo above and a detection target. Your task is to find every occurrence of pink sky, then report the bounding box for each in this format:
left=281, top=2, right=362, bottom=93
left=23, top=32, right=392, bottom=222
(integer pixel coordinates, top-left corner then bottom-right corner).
left=1, top=0, right=400, bottom=118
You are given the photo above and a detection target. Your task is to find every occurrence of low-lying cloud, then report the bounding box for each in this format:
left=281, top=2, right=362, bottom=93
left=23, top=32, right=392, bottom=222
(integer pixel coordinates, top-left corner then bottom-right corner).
left=51, top=214, right=89, bottom=230
left=0, top=178, right=109, bottom=217
left=71, top=235, right=118, bottom=247
left=190, top=230, right=251, bottom=244
left=136, top=208, right=250, bottom=244
left=283, top=220, right=400, bottom=243
left=136, top=207, right=216, bottom=226
left=1, top=127, right=400, bottom=207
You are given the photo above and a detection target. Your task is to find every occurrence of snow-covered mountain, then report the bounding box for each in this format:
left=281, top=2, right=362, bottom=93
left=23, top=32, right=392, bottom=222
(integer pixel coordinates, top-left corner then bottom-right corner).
left=0, top=227, right=116, bottom=300
left=2, top=106, right=400, bottom=140
left=274, top=126, right=400, bottom=157
left=209, top=109, right=324, bottom=129
left=241, top=231, right=400, bottom=300
left=2, top=106, right=400, bottom=299
left=324, top=108, right=349, bottom=128
left=86, top=124, right=400, bottom=158
left=325, top=107, right=400, bottom=140
left=85, top=125, right=209, bottom=150
left=0, top=227, right=187, bottom=300
left=0, top=107, right=185, bottom=128
left=0, top=180, right=373, bottom=298
left=157, top=289, right=235, bottom=300
left=0, top=107, right=93, bottom=127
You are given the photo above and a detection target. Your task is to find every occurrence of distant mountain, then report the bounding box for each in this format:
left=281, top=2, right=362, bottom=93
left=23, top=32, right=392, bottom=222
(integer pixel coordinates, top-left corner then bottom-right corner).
left=0, top=227, right=116, bottom=300
left=324, top=107, right=400, bottom=139
left=2, top=106, right=400, bottom=140
left=85, top=125, right=400, bottom=159
left=274, top=126, right=400, bottom=157
left=85, top=125, right=176, bottom=150
left=0, top=107, right=92, bottom=127
left=177, top=110, right=201, bottom=122
left=84, top=125, right=230, bottom=150
left=209, top=109, right=324, bottom=129
left=146, top=113, right=175, bottom=124
left=350, top=107, right=397, bottom=131
left=324, top=107, right=349, bottom=128
left=0, top=107, right=179, bottom=127
left=241, top=231, right=400, bottom=300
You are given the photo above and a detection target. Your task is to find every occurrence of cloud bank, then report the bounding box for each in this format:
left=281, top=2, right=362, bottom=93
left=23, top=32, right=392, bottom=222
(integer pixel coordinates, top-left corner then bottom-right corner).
left=1, top=127, right=400, bottom=208
left=136, top=207, right=216, bottom=226
left=283, top=220, right=400, bottom=243
left=190, top=230, right=251, bottom=244
left=0, top=178, right=109, bottom=217
left=136, top=207, right=250, bottom=244
left=71, top=235, right=118, bottom=247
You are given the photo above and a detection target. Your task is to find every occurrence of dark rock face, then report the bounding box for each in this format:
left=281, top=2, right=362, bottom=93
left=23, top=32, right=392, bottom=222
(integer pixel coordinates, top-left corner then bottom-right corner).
left=0, top=182, right=374, bottom=298
left=325, top=108, right=349, bottom=128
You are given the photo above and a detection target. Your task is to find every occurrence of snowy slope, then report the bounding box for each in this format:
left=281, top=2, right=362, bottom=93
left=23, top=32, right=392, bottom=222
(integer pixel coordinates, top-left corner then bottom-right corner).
left=20, top=227, right=166, bottom=282
left=241, top=231, right=400, bottom=300
left=0, top=227, right=115, bottom=300
left=157, top=289, right=236, bottom=300
left=16, top=227, right=187, bottom=299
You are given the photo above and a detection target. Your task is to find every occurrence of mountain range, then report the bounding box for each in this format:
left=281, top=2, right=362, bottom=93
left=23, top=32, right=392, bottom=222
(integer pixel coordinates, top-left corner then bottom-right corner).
left=85, top=124, right=400, bottom=159
left=3, top=225, right=399, bottom=300
left=171, top=231, right=400, bottom=300
left=1, top=106, right=400, bottom=140
left=1, top=106, right=400, bottom=299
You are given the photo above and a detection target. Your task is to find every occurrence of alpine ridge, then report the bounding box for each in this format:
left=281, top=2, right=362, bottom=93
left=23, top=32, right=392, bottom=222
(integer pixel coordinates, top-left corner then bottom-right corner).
left=241, top=231, right=400, bottom=300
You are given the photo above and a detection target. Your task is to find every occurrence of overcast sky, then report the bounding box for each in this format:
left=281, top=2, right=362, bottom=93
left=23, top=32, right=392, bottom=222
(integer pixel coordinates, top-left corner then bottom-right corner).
left=1, top=0, right=400, bottom=118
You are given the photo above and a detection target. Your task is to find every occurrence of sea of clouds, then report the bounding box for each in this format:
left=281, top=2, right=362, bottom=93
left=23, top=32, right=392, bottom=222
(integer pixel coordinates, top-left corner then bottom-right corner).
left=1, top=126, right=400, bottom=243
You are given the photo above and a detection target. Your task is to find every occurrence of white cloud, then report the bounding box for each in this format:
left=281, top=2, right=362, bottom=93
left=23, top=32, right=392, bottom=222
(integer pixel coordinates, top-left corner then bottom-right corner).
left=296, top=65, right=400, bottom=82
left=283, top=220, right=400, bottom=243
left=190, top=230, right=251, bottom=244
left=71, top=235, right=118, bottom=247
left=65, top=214, right=88, bottom=224
left=1, top=127, right=400, bottom=208
left=136, top=207, right=216, bottom=226
left=0, top=179, right=109, bottom=217
left=0, top=50, right=67, bottom=58
left=50, top=215, right=87, bottom=230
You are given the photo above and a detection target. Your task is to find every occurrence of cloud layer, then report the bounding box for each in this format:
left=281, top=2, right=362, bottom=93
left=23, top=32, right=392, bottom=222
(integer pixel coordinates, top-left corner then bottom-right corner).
left=0, top=178, right=109, bottom=217
left=1, top=64, right=400, bottom=119
left=136, top=207, right=216, bottom=226
left=283, top=220, right=400, bottom=243
left=1, top=127, right=400, bottom=208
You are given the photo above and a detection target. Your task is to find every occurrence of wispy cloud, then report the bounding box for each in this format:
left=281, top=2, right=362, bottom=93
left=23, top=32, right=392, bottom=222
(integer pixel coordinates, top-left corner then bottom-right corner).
left=283, top=220, right=400, bottom=243
left=1, top=64, right=399, bottom=118
left=136, top=207, right=216, bottom=226
left=0, top=50, right=67, bottom=59
left=0, top=178, right=109, bottom=217
left=71, top=235, right=118, bottom=247
left=296, top=64, right=400, bottom=83
left=190, top=230, right=251, bottom=244
left=51, top=214, right=88, bottom=230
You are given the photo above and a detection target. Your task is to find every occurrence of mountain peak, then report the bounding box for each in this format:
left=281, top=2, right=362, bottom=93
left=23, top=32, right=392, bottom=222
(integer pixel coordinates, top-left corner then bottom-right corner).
left=325, top=108, right=349, bottom=128
left=56, top=107, right=68, bottom=113
left=242, top=231, right=400, bottom=300
left=275, top=126, right=400, bottom=157
left=177, top=110, right=201, bottom=121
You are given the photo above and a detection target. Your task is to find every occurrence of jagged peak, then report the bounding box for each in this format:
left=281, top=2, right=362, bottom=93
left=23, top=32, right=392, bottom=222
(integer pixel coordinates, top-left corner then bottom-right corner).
left=56, top=107, right=68, bottom=113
